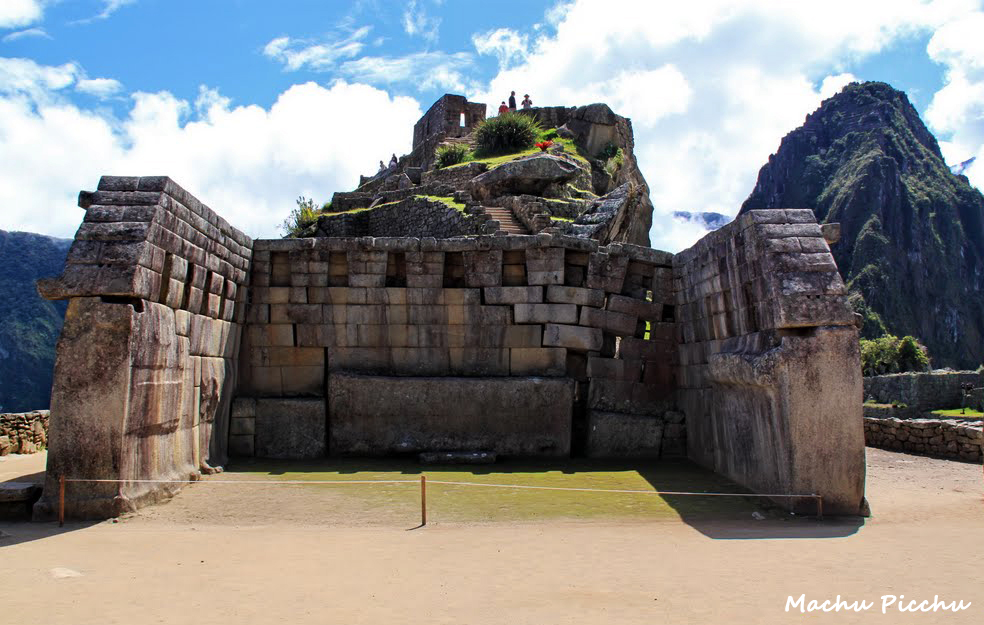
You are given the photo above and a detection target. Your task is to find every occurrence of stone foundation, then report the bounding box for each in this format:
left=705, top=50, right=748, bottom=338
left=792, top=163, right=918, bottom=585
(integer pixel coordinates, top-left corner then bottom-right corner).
left=864, top=416, right=983, bottom=462
left=864, top=371, right=982, bottom=416
left=0, top=411, right=49, bottom=455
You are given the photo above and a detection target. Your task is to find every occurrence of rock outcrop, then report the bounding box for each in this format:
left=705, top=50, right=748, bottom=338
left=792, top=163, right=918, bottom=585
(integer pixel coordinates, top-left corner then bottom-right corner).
left=741, top=81, right=984, bottom=368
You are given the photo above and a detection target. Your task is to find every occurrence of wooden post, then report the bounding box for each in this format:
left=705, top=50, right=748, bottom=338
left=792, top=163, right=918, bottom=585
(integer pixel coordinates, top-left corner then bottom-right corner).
left=420, top=475, right=427, bottom=527
left=816, top=495, right=824, bottom=521
left=58, top=475, right=65, bottom=527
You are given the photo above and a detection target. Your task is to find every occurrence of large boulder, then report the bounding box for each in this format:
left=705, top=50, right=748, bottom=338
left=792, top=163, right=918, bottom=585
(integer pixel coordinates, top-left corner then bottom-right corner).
left=468, top=154, right=583, bottom=201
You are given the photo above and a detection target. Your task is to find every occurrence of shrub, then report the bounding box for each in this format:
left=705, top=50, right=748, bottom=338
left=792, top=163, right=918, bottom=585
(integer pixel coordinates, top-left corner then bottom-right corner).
left=282, top=196, right=322, bottom=238
left=435, top=143, right=469, bottom=168
left=473, top=113, right=541, bottom=154
left=860, top=334, right=930, bottom=376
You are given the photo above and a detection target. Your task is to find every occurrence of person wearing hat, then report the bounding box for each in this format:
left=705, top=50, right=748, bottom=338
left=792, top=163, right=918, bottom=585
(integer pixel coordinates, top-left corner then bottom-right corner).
left=521, top=94, right=533, bottom=109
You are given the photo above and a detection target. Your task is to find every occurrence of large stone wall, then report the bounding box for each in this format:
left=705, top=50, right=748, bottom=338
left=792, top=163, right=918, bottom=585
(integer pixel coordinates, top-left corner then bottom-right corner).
left=33, top=176, right=252, bottom=520
left=674, top=209, right=865, bottom=515
left=33, top=172, right=867, bottom=518
left=864, top=371, right=981, bottom=415
left=232, top=233, right=682, bottom=460
left=0, top=411, right=48, bottom=455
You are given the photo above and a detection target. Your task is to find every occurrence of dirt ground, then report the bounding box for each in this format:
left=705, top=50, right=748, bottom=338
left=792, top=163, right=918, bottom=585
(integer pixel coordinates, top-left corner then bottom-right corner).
left=1, top=448, right=981, bottom=625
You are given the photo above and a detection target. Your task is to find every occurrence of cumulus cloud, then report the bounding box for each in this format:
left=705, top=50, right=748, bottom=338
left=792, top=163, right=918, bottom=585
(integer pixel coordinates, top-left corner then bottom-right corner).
left=0, top=61, right=423, bottom=239
left=925, top=9, right=984, bottom=190
left=474, top=0, right=981, bottom=251
left=76, top=77, right=123, bottom=98
left=263, top=27, right=371, bottom=72
left=0, top=0, right=43, bottom=29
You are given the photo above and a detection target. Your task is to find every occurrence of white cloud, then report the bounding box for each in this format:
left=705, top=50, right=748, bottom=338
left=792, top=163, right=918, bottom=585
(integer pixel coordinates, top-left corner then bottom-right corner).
left=403, top=0, right=440, bottom=43
left=263, top=27, right=371, bottom=71
left=2, top=27, right=50, bottom=42
left=339, top=51, right=474, bottom=92
left=0, top=0, right=43, bottom=29
left=76, top=77, right=123, bottom=98
left=473, top=28, right=528, bottom=69
left=474, top=0, right=982, bottom=252
left=925, top=10, right=984, bottom=191
left=0, top=61, right=423, bottom=240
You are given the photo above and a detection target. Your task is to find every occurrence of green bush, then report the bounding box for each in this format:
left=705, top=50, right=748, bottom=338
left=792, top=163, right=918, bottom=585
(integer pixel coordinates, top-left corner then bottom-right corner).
left=860, top=334, right=930, bottom=376
left=435, top=143, right=469, bottom=168
left=282, top=196, right=322, bottom=238
left=473, top=113, right=541, bottom=154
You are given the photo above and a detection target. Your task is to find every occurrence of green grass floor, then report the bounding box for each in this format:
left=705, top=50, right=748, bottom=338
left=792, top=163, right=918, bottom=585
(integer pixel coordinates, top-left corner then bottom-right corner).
left=930, top=408, right=984, bottom=417
left=221, top=457, right=785, bottom=524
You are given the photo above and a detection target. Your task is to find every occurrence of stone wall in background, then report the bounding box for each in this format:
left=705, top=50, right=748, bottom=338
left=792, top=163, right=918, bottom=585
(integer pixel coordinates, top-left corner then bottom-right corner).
left=0, top=411, right=48, bottom=455
left=32, top=176, right=252, bottom=520
left=232, top=233, right=682, bottom=460
left=674, top=209, right=865, bottom=515
left=863, top=371, right=982, bottom=415
left=864, top=415, right=982, bottom=462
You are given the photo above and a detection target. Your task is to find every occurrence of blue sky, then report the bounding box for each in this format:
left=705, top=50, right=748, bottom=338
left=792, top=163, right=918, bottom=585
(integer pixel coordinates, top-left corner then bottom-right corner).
left=2, top=0, right=983, bottom=250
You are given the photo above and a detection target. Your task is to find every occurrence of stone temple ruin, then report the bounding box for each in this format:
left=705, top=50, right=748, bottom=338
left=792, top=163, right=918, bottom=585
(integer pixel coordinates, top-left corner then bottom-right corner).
left=32, top=95, right=866, bottom=520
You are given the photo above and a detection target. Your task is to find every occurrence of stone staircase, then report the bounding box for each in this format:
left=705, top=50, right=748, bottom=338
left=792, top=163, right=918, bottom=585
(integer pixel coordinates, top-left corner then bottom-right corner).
left=483, top=205, right=529, bottom=235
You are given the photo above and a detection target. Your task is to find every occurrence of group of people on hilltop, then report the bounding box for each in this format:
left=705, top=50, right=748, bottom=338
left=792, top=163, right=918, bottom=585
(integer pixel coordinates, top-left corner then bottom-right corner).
left=377, top=153, right=399, bottom=173
left=498, top=91, right=533, bottom=115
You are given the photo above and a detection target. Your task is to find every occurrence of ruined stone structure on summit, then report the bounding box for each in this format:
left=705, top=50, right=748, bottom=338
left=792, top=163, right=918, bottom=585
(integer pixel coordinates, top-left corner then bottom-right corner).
left=33, top=95, right=867, bottom=520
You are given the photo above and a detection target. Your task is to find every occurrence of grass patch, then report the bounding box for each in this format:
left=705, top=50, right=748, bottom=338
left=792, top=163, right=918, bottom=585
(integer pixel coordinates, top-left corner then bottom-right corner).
left=445, top=130, right=591, bottom=172
left=222, top=457, right=771, bottom=524
left=418, top=195, right=467, bottom=212
left=550, top=215, right=575, bottom=222
left=930, top=408, right=984, bottom=417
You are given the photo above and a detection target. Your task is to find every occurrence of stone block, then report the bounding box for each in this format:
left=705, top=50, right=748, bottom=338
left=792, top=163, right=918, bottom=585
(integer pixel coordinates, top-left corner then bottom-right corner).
left=545, top=285, right=606, bottom=307
left=280, top=366, right=325, bottom=396
left=463, top=250, right=502, bottom=287
left=619, top=336, right=674, bottom=361
left=254, top=398, right=326, bottom=459
left=247, top=325, right=294, bottom=348
left=286, top=304, right=323, bottom=324
left=390, top=348, right=451, bottom=375
left=525, top=248, right=565, bottom=285
left=294, top=324, right=334, bottom=348
left=587, top=357, right=643, bottom=382
left=514, top=303, right=578, bottom=324
left=586, top=411, right=664, bottom=458
left=483, top=286, right=543, bottom=304
left=510, top=348, right=567, bottom=376
left=586, top=252, right=628, bottom=293
left=543, top=323, right=603, bottom=352
left=449, top=348, right=511, bottom=376
left=503, top=325, right=543, bottom=347
left=228, top=434, right=255, bottom=457
left=328, top=373, right=573, bottom=456
left=579, top=307, right=637, bottom=336
left=230, top=417, right=255, bottom=435
left=606, top=294, right=662, bottom=321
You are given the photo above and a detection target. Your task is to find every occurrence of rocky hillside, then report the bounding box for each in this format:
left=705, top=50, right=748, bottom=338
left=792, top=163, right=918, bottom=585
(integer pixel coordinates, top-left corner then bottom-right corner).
left=741, top=82, right=984, bottom=368
left=0, top=230, right=70, bottom=412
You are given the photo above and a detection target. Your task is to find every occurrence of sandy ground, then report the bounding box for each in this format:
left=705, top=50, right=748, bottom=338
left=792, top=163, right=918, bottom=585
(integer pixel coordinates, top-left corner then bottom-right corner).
left=1, top=448, right=981, bottom=625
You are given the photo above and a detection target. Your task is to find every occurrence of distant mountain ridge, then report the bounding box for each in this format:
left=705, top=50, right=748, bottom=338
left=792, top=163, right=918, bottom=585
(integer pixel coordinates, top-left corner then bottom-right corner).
left=0, top=230, right=71, bottom=412
left=741, top=81, right=984, bottom=368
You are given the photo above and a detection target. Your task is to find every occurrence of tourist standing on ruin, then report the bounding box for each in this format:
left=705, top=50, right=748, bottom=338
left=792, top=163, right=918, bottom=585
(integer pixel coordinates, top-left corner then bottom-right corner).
left=498, top=101, right=510, bottom=115
left=508, top=91, right=517, bottom=111
left=389, top=154, right=398, bottom=168
left=522, top=94, right=533, bottom=109
left=378, top=160, right=385, bottom=172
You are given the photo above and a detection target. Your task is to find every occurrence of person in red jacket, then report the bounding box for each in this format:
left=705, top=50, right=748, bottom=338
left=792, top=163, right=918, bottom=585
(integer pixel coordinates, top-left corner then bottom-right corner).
left=498, top=101, right=509, bottom=115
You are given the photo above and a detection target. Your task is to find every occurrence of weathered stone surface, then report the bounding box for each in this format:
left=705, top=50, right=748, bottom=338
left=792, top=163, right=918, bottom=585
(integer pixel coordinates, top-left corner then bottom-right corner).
left=542, top=323, right=603, bottom=352
left=483, top=286, right=543, bottom=304
left=0, top=411, right=48, bottom=456
left=545, top=285, right=606, bottom=307
left=586, top=411, right=664, bottom=458
left=328, top=373, right=573, bottom=456
left=254, top=398, right=326, bottom=459
left=514, top=303, right=578, bottom=324
left=469, top=154, right=583, bottom=201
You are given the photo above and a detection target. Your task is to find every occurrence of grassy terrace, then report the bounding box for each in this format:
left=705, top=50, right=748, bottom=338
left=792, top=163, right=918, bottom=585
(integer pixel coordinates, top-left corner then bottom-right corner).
left=445, top=134, right=591, bottom=171
left=218, top=457, right=774, bottom=524
left=930, top=408, right=984, bottom=418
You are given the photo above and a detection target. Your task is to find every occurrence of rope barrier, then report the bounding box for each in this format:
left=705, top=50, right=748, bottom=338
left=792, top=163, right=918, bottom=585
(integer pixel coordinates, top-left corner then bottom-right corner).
left=56, top=474, right=824, bottom=526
